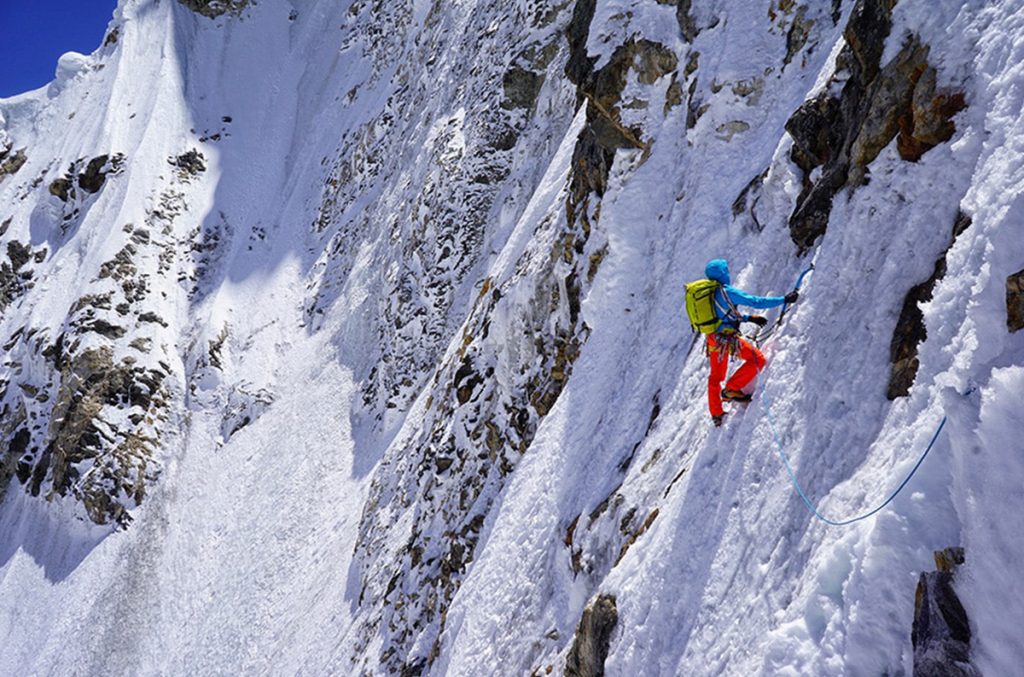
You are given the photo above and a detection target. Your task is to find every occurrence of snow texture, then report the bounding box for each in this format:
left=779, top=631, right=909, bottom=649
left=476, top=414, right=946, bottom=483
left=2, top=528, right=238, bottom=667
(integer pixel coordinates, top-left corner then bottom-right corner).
left=0, top=0, right=1021, bottom=674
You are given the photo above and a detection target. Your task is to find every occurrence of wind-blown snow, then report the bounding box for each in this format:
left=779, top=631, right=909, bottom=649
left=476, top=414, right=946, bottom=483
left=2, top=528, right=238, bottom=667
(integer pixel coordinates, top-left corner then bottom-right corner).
left=0, top=0, right=1021, bottom=675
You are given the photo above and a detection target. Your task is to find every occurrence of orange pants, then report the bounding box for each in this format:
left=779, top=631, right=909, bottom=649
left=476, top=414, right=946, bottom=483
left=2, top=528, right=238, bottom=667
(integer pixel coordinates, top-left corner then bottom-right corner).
left=707, top=333, right=766, bottom=417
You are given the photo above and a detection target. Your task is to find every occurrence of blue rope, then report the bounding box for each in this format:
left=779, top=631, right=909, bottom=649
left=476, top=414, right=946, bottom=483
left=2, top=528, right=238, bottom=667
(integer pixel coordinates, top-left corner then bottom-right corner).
left=752, top=261, right=946, bottom=526
left=755, top=263, right=814, bottom=342
left=759, top=385, right=946, bottom=526
left=780, top=263, right=815, bottom=317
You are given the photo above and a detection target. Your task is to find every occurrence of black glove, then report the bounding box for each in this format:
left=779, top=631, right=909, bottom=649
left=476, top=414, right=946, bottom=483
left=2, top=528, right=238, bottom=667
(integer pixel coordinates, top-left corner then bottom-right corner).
left=784, top=290, right=799, bottom=304
left=747, top=315, right=768, bottom=327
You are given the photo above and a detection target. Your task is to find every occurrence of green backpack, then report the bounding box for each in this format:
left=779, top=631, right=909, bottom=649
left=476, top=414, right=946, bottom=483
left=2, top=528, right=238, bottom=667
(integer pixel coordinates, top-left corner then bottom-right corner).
left=685, top=279, right=721, bottom=334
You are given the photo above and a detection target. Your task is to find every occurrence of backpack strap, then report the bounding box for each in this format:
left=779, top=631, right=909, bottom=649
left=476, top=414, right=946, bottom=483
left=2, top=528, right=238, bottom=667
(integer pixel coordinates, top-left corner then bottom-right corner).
left=713, top=285, right=741, bottom=325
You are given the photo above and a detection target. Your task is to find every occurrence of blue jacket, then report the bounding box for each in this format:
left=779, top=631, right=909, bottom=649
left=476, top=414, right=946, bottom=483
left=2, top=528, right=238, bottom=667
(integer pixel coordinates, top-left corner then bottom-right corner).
left=704, top=258, right=785, bottom=331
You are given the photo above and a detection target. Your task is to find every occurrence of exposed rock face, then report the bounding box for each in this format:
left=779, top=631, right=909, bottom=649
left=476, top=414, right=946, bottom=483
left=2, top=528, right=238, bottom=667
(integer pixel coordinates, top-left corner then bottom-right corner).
left=221, top=384, right=274, bottom=441
left=25, top=345, right=166, bottom=527
left=0, top=142, right=187, bottom=526
left=732, top=168, right=770, bottom=231
left=912, top=548, right=979, bottom=676
left=78, top=155, right=118, bottom=194
left=502, top=67, right=546, bottom=112
left=310, top=3, right=569, bottom=423
left=785, top=0, right=966, bottom=251
left=568, top=35, right=678, bottom=162
left=0, top=144, right=27, bottom=181
left=565, top=593, right=619, bottom=677
left=169, top=149, right=206, bottom=180
left=888, top=211, right=972, bottom=398
left=897, top=63, right=968, bottom=162
left=1007, top=268, right=1024, bottom=332
left=347, top=3, right=682, bottom=673
left=784, top=5, right=815, bottom=66
left=338, top=5, right=580, bottom=672
left=2, top=220, right=176, bottom=526
left=674, top=0, right=721, bottom=43
left=176, top=0, right=249, bottom=19
left=676, top=0, right=698, bottom=42
left=0, top=240, right=42, bottom=312
left=352, top=180, right=600, bottom=672
left=49, top=154, right=124, bottom=202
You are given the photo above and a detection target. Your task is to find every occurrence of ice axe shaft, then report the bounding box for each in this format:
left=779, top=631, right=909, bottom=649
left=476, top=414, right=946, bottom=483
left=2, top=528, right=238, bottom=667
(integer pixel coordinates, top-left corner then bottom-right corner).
left=755, top=263, right=814, bottom=342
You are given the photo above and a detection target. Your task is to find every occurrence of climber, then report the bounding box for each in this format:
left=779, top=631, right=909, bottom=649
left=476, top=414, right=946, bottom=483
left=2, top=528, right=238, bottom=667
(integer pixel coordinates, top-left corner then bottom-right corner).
left=700, top=258, right=797, bottom=427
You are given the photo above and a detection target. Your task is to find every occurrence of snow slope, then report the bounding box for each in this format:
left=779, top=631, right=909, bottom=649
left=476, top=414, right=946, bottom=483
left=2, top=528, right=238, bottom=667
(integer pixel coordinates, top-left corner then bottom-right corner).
left=0, top=0, right=1022, bottom=675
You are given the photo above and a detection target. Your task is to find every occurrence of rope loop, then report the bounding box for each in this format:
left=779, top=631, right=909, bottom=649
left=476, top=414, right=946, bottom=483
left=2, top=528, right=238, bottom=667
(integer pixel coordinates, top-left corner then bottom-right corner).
left=759, top=380, right=946, bottom=526
left=752, top=261, right=945, bottom=526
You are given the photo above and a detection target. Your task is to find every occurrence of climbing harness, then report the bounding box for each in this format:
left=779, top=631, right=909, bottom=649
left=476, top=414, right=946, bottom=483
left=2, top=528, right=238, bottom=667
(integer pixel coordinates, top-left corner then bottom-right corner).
left=706, top=330, right=740, bottom=357
left=752, top=261, right=947, bottom=526
left=715, top=286, right=743, bottom=327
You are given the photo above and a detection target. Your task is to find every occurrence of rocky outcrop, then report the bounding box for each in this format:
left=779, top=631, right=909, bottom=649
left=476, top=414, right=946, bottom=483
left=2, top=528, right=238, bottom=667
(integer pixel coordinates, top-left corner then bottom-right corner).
left=896, top=63, right=967, bottom=162
left=766, top=0, right=827, bottom=69
left=309, top=5, right=570, bottom=423
left=169, top=149, right=206, bottom=181
left=674, top=0, right=698, bottom=42
left=0, top=240, right=44, bottom=313
left=732, top=168, right=770, bottom=232
left=1007, top=268, right=1024, bottom=332
left=0, top=147, right=189, bottom=526
left=23, top=345, right=166, bottom=527
left=0, top=144, right=27, bottom=182
left=4, top=217, right=177, bottom=524
left=0, top=306, right=171, bottom=527
left=353, top=209, right=601, bottom=673
left=784, top=5, right=815, bottom=66
left=888, top=211, right=971, bottom=398
left=912, top=547, right=979, bottom=676
left=221, top=384, right=274, bottom=441
left=2, top=339, right=170, bottom=526
left=49, top=154, right=125, bottom=203
left=674, top=0, right=720, bottom=43
left=785, top=0, right=966, bottom=251
left=347, top=4, right=682, bottom=673
left=502, top=67, right=546, bottom=112
left=567, top=33, right=678, bottom=165
left=565, top=593, right=619, bottom=677
left=614, top=508, right=659, bottom=565
left=47, top=154, right=127, bottom=238
left=176, top=0, right=249, bottom=19
left=568, top=0, right=679, bottom=156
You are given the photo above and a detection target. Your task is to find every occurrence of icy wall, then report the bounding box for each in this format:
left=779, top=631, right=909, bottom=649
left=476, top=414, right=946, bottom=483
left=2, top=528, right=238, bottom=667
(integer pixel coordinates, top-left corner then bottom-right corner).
left=0, top=0, right=1021, bottom=674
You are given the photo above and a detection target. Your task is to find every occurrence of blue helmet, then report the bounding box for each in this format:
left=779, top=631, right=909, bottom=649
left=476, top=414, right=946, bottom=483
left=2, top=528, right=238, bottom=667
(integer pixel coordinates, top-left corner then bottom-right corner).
left=705, top=258, right=730, bottom=285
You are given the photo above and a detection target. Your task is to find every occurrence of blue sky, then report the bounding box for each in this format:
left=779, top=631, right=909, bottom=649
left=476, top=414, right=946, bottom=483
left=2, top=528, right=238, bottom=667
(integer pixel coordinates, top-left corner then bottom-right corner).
left=0, top=1, right=118, bottom=98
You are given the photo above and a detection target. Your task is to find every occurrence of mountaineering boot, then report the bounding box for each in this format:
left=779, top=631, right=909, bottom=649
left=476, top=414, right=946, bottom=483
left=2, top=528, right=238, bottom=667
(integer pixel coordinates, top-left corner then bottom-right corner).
left=722, top=389, right=752, bottom=403
left=712, top=414, right=724, bottom=427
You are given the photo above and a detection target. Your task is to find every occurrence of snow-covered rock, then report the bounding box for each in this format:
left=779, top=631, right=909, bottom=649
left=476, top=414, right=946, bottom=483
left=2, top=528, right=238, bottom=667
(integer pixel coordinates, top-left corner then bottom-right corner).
left=0, top=0, right=1021, bottom=674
